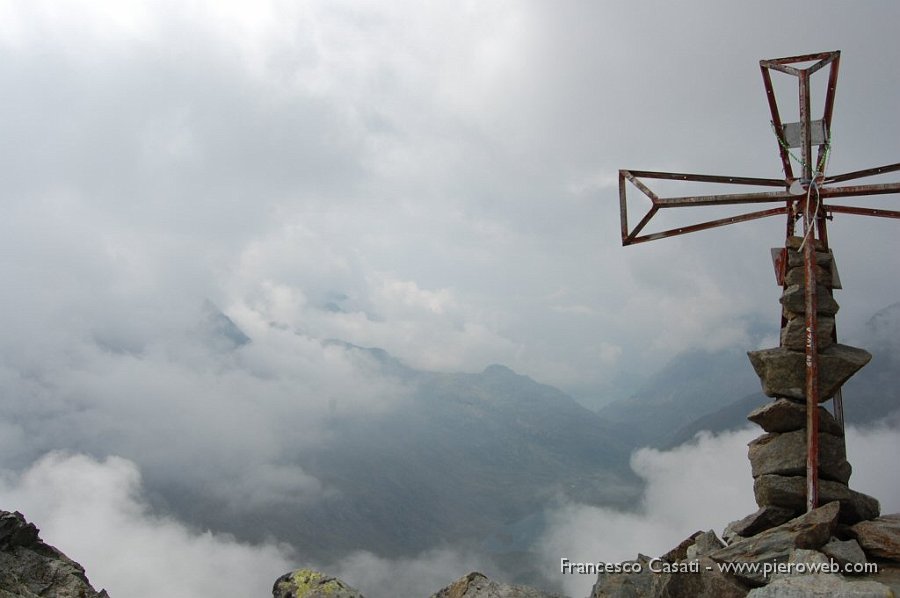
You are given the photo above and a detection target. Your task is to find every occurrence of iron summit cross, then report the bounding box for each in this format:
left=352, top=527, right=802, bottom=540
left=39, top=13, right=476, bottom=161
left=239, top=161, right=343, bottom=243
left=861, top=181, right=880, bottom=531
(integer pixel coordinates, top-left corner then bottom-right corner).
left=617, top=51, right=900, bottom=512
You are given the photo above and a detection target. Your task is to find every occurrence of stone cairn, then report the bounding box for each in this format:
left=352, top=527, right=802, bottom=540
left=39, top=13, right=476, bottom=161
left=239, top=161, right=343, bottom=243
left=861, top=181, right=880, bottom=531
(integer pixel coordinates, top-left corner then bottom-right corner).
left=743, top=237, right=879, bottom=528
left=587, top=239, right=899, bottom=597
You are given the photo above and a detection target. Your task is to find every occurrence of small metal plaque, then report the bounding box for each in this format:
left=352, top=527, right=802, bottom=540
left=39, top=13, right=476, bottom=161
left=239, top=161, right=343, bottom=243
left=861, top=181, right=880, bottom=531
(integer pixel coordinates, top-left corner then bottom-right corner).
left=781, top=119, right=827, bottom=148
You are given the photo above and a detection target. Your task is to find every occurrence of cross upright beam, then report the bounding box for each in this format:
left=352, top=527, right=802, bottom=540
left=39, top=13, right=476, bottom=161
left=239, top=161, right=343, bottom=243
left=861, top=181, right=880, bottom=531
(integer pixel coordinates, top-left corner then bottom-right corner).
left=617, top=51, right=899, bottom=512
left=760, top=52, right=840, bottom=193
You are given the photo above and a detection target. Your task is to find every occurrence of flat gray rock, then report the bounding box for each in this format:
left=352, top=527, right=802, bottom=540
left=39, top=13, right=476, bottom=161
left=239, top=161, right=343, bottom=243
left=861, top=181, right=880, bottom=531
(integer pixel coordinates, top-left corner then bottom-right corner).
left=753, top=475, right=880, bottom=524
left=780, top=283, right=840, bottom=316
left=769, top=548, right=830, bottom=581
left=748, top=430, right=851, bottom=484
left=784, top=263, right=833, bottom=288
left=781, top=314, right=835, bottom=350
left=708, top=501, right=840, bottom=586
left=657, top=556, right=748, bottom=598
left=822, top=538, right=868, bottom=572
left=723, top=505, right=797, bottom=542
left=856, top=564, right=900, bottom=597
left=686, top=530, right=725, bottom=560
left=660, top=531, right=704, bottom=561
left=852, top=514, right=900, bottom=562
left=746, top=574, right=891, bottom=597
left=747, top=344, right=872, bottom=401
left=590, top=555, right=658, bottom=598
left=784, top=244, right=831, bottom=267
left=589, top=554, right=748, bottom=598
left=747, top=399, right=843, bottom=436
left=431, top=572, right=563, bottom=598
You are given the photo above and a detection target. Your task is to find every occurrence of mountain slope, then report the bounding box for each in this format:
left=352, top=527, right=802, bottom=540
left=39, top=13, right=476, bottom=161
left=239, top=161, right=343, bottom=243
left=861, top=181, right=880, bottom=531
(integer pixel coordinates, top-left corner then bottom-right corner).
left=159, top=343, right=642, bottom=561
left=597, top=348, right=761, bottom=448
left=657, top=302, right=900, bottom=446
left=281, top=360, right=641, bottom=558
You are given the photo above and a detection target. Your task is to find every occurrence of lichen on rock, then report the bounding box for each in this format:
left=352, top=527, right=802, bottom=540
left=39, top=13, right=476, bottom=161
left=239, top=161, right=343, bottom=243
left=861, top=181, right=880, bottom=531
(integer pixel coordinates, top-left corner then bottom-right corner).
left=272, top=568, right=364, bottom=598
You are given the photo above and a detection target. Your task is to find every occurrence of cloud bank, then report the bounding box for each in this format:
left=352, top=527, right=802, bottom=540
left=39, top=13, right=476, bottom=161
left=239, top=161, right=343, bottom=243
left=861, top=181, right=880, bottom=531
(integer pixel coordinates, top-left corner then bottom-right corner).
left=0, top=451, right=492, bottom=598
left=1, top=0, right=896, bottom=405
left=0, top=452, right=295, bottom=598
left=4, top=421, right=896, bottom=598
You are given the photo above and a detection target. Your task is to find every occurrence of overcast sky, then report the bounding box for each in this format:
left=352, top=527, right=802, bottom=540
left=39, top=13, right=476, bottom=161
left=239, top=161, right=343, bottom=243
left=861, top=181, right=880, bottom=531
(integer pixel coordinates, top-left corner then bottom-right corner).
left=0, top=1, right=898, bottom=596
left=1, top=1, right=897, bottom=398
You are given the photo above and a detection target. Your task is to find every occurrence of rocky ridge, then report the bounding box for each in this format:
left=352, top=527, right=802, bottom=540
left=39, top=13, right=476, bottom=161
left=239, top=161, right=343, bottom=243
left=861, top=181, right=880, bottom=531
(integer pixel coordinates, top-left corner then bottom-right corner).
left=271, top=568, right=564, bottom=598
left=0, top=510, right=108, bottom=598
left=271, top=505, right=900, bottom=597
left=13, top=497, right=890, bottom=598
left=273, top=569, right=364, bottom=598
left=271, top=502, right=900, bottom=598
left=590, top=501, right=900, bottom=597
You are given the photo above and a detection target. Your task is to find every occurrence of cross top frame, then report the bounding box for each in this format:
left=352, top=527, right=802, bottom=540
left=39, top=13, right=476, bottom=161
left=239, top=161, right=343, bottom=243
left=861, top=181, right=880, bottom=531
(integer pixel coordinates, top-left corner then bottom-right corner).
left=617, top=51, right=899, bottom=512
left=618, top=51, right=900, bottom=247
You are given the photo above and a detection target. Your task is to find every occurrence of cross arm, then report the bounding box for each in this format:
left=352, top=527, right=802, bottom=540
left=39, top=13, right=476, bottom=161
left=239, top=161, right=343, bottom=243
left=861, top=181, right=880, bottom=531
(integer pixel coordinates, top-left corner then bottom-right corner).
left=624, top=205, right=788, bottom=245
left=824, top=161, right=900, bottom=184
left=619, top=169, right=793, bottom=245
left=619, top=165, right=900, bottom=246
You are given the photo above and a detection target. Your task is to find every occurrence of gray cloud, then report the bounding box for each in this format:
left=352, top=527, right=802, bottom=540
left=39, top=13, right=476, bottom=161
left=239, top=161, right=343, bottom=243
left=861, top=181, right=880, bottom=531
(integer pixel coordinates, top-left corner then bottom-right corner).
left=0, top=1, right=897, bottom=596
left=0, top=451, right=493, bottom=598
left=537, top=427, right=759, bottom=596
left=2, top=1, right=897, bottom=399
left=0, top=452, right=297, bottom=598
left=6, top=422, right=894, bottom=598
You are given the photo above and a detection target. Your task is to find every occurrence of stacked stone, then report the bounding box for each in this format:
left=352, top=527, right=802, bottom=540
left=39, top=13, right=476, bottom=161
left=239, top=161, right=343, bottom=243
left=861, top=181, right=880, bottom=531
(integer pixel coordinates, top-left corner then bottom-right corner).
left=745, top=238, right=878, bottom=526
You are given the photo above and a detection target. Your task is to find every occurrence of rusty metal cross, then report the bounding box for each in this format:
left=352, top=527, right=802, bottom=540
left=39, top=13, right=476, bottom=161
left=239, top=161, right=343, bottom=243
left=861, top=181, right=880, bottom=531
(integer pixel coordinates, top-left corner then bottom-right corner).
left=618, top=51, right=900, bottom=512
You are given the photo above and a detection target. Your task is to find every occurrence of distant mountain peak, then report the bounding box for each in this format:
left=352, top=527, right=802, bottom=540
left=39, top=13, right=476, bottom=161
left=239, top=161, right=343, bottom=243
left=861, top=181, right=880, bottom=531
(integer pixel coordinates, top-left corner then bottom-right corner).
left=483, top=363, right=516, bottom=376
left=867, top=301, right=900, bottom=336
left=200, top=300, right=251, bottom=350
left=322, top=339, right=414, bottom=378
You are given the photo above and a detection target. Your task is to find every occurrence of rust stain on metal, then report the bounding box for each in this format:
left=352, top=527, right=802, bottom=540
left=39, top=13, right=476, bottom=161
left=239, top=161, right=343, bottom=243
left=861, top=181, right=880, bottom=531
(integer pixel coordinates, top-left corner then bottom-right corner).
left=771, top=248, right=787, bottom=286
left=803, top=218, right=820, bottom=511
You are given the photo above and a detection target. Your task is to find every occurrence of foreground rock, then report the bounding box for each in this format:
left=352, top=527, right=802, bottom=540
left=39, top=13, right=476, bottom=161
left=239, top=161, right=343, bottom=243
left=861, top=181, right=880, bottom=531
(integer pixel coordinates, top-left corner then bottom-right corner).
left=851, top=514, right=900, bottom=562
left=430, top=572, right=563, bottom=598
left=589, top=503, right=897, bottom=598
left=722, top=506, right=795, bottom=542
left=271, top=569, right=562, bottom=598
left=745, top=574, right=892, bottom=597
left=267, top=509, right=900, bottom=597
left=273, top=569, right=364, bottom=598
left=821, top=538, right=868, bottom=571
left=0, top=510, right=109, bottom=598
left=709, top=502, right=840, bottom=586
left=590, top=553, right=747, bottom=598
